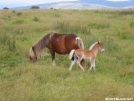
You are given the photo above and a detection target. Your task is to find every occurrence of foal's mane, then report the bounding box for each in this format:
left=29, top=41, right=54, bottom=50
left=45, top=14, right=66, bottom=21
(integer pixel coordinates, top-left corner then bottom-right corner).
left=33, top=32, right=54, bottom=53
left=89, top=42, right=98, bottom=50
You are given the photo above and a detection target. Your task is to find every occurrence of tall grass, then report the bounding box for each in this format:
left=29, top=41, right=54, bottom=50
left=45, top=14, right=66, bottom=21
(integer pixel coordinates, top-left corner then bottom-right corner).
left=53, top=21, right=91, bottom=34
left=0, top=9, right=134, bottom=101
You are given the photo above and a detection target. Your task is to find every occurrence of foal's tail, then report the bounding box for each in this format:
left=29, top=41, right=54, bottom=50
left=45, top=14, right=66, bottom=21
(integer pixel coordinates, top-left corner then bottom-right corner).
left=69, top=49, right=75, bottom=60
left=77, top=37, right=84, bottom=49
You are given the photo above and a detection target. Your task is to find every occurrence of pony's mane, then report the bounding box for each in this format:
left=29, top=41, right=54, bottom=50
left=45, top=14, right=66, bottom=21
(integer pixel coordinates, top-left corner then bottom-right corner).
left=89, top=42, right=98, bottom=50
left=33, top=32, right=54, bottom=54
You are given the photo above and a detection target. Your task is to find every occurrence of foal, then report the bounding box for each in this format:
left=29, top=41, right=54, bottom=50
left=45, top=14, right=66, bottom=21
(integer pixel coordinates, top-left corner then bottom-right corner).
left=69, top=41, right=105, bottom=71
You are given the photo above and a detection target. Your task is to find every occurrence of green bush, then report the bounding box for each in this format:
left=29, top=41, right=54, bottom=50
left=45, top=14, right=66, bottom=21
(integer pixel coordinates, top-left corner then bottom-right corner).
left=33, top=17, right=39, bottom=22
left=16, top=12, right=22, bottom=16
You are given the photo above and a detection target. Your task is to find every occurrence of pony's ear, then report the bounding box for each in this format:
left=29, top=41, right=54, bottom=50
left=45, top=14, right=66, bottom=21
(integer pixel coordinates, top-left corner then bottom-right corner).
left=98, top=41, right=101, bottom=44
left=32, top=46, right=35, bottom=51
left=32, top=46, right=34, bottom=50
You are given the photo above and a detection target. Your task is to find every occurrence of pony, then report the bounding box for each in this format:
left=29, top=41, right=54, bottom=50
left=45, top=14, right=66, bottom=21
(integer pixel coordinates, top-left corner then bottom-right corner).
left=29, top=32, right=85, bottom=66
left=69, top=41, right=105, bottom=71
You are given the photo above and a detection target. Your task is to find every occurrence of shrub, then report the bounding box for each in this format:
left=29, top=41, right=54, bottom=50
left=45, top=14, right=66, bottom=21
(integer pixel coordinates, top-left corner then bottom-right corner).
left=33, top=17, right=39, bottom=22
left=16, top=12, right=22, bottom=16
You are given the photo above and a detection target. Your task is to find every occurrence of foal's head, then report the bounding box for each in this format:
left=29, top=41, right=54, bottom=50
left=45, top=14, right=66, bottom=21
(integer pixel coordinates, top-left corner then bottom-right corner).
left=97, top=41, right=105, bottom=52
left=29, top=46, right=37, bottom=62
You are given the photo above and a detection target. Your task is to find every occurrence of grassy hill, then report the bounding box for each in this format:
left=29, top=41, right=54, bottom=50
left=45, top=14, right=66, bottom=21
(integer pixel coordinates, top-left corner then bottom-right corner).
left=0, top=9, right=134, bottom=101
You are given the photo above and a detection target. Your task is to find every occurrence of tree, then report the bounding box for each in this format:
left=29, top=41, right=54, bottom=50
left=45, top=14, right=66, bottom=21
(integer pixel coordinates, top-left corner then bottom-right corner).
left=3, top=7, right=9, bottom=10
left=31, top=6, right=40, bottom=9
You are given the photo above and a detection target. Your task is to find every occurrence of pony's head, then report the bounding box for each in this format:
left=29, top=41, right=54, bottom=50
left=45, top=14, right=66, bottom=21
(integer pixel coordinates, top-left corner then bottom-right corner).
left=97, top=41, right=105, bottom=52
left=29, top=46, right=37, bottom=62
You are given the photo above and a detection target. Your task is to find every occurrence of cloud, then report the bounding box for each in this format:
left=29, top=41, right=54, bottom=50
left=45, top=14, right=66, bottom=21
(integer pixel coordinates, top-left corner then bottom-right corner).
left=107, top=0, right=130, bottom=2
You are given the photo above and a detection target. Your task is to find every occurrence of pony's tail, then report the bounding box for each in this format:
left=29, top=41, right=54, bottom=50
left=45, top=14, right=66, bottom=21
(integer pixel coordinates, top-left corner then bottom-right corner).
left=69, top=49, right=75, bottom=60
left=77, top=37, right=84, bottom=49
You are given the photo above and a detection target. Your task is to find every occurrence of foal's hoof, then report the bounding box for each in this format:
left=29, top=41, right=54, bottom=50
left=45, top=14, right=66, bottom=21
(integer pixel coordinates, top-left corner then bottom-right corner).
left=69, top=68, right=72, bottom=71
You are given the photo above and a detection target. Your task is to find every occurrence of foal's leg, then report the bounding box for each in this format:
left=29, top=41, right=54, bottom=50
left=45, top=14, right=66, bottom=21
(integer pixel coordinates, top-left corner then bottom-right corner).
left=92, top=59, right=96, bottom=72
left=88, top=65, right=93, bottom=72
left=69, top=58, right=77, bottom=71
left=77, top=57, right=84, bottom=71
left=88, top=59, right=95, bottom=72
left=80, top=59, right=86, bottom=69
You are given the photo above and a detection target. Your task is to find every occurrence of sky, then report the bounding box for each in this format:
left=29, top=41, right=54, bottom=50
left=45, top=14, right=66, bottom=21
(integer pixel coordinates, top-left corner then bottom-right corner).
left=0, top=0, right=78, bottom=8
left=107, top=0, right=130, bottom=2
left=0, top=0, right=132, bottom=9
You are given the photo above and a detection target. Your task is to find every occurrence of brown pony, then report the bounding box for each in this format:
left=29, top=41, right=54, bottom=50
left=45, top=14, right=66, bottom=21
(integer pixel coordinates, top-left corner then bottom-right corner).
left=69, top=41, right=105, bottom=71
left=29, top=32, right=85, bottom=66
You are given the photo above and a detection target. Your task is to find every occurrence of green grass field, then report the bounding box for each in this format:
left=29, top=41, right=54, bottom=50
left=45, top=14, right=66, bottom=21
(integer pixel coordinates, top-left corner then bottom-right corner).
left=0, top=9, right=134, bottom=101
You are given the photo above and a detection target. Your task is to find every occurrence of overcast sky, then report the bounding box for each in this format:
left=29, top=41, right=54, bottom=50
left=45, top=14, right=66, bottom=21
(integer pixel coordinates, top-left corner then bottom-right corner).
left=0, top=0, right=132, bottom=9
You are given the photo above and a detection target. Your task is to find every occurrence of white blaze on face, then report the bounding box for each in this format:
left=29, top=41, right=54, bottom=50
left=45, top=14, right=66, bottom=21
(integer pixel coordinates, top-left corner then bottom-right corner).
left=76, top=37, right=80, bottom=40
left=101, top=48, right=105, bottom=52
left=29, top=47, right=34, bottom=57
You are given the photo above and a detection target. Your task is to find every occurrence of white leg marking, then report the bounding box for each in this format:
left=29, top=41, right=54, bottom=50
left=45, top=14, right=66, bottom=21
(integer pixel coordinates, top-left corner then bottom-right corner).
left=93, top=60, right=96, bottom=72
left=88, top=65, right=93, bottom=72
left=69, top=59, right=77, bottom=71
left=88, top=59, right=95, bottom=72
left=52, top=60, right=56, bottom=66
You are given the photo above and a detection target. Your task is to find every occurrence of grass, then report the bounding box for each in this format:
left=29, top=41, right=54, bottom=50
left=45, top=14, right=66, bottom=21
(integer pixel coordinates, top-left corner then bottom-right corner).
left=0, top=9, right=134, bottom=101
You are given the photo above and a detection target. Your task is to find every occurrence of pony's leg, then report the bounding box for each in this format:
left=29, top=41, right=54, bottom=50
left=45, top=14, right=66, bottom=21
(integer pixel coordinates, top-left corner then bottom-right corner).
left=50, top=50, right=56, bottom=66
left=69, top=58, right=77, bottom=71
left=77, top=58, right=84, bottom=71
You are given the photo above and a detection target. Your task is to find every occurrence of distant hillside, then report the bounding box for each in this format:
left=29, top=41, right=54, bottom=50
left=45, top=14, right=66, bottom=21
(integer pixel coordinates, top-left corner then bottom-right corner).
left=10, top=1, right=134, bottom=10
left=79, top=0, right=134, bottom=8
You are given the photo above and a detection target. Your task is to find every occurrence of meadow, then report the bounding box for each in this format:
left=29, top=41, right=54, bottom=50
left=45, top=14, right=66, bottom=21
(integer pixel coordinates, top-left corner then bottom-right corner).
left=0, top=9, right=134, bottom=101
